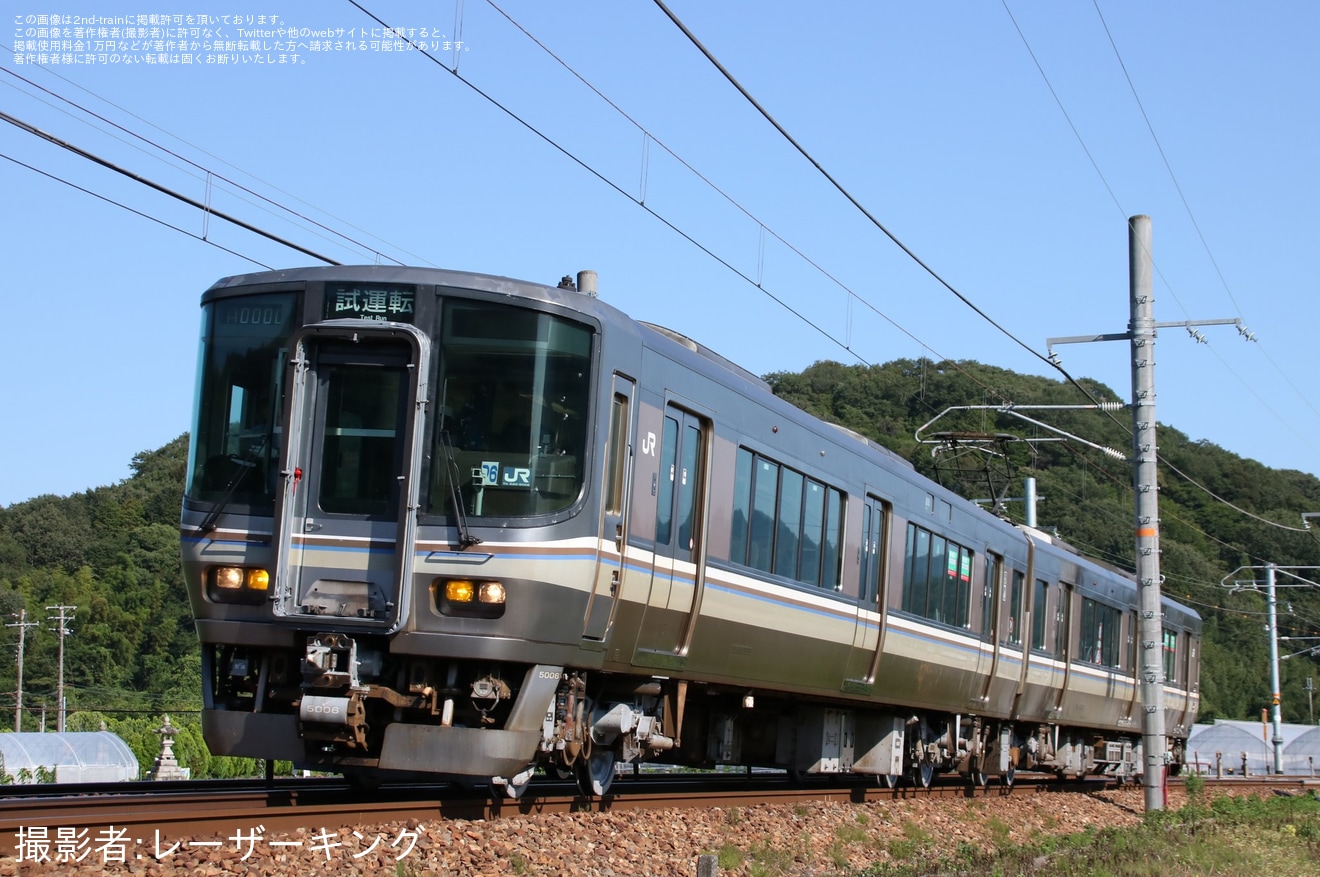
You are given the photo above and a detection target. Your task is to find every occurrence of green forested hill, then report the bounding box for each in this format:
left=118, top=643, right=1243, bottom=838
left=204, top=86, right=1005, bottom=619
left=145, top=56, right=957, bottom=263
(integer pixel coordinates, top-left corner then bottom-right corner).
left=0, top=435, right=256, bottom=777
left=1, top=358, right=1319, bottom=777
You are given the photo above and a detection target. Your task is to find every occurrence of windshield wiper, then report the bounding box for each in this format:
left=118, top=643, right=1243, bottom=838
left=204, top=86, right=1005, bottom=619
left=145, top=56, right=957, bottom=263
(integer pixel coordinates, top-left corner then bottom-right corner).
left=439, top=429, right=481, bottom=549
left=196, top=452, right=259, bottom=536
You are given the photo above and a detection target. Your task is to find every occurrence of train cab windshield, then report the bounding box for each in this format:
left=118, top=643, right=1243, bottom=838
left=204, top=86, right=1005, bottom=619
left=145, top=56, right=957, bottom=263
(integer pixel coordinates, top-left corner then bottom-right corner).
left=186, top=292, right=296, bottom=507
left=185, top=287, right=593, bottom=523
left=429, top=299, right=592, bottom=519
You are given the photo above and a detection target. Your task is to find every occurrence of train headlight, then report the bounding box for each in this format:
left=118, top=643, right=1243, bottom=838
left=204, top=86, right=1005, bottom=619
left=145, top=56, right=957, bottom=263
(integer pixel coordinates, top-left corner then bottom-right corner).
left=207, top=566, right=271, bottom=605
left=435, top=578, right=506, bottom=618
left=445, top=580, right=476, bottom=602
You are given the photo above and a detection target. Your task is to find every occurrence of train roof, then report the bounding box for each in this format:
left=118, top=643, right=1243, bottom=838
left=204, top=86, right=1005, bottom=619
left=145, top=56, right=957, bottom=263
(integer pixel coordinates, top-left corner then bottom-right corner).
left=205, top=265, right=610, bottom=314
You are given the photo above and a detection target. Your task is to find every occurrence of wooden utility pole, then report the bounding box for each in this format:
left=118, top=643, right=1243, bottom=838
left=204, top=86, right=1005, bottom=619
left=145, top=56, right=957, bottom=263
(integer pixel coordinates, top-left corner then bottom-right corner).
left=46, top=605, right=75, bottom=733
left=6, top=610, right=38, bottom=732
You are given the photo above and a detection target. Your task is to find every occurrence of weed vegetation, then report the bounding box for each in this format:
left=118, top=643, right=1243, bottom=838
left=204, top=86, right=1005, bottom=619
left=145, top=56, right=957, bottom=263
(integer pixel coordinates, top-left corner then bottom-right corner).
left=866, top=786, right=1320, bottom=877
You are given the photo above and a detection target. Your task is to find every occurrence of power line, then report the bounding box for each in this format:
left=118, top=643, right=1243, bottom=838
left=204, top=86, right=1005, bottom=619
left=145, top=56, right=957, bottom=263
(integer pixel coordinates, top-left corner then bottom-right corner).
left=0, top=55, right=438, bottom=268
left=650, top=0, right=1056, bottom=375
left=1082, top=2, right=1320, bottom=442
left=0, top=65, right=407, bottom=268
left=1003, top=3, right=1320, bottom=452
left=0, top=150, right=271, bottom=268
left=0, top=109, right=341, bottom=266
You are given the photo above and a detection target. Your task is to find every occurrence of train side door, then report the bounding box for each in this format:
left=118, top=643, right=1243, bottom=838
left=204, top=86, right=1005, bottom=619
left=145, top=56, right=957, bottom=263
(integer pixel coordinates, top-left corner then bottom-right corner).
left=845, top=495, right=889, bottom=688
left=272, top=324, right=429, bottom=633
left=1124, top=609, right=1141, bottom=720
left=1180, top=633, right=1201, bottom=730
left=582, top=377, right=635, bottom=642
left=1052, top=582, right=1076, bottom=716
left=976, top=553, right=1009, bottom=706
left=633, top=406, right=709, bottom=666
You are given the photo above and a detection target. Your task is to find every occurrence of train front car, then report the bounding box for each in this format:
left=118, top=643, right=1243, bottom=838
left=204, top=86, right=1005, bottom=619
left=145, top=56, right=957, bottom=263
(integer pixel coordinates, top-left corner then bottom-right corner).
left=181, top=267, right=635, bottom=795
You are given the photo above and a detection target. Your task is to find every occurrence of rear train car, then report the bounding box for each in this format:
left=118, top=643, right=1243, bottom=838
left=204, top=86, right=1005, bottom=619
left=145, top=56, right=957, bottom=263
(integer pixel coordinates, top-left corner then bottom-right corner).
left=181, top=266, right=1199, bottom=795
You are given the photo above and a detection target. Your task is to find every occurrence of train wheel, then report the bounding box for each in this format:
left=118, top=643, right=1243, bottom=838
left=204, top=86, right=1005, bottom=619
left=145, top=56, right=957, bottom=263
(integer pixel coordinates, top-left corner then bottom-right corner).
left=914, top=762, right=935, bottom=789
left=970, top=769, right=988, bottom=788
left=878, top=773, right=899, bottom=789
left=1002, top=765, right=1016, bottom=788
left=576, top=748, right=616, bottom=797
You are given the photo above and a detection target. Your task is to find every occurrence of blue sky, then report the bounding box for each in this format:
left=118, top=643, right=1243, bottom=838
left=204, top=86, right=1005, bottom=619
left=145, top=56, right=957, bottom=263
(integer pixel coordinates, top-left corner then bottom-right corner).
left=2, top=1, right=1317, bottom=509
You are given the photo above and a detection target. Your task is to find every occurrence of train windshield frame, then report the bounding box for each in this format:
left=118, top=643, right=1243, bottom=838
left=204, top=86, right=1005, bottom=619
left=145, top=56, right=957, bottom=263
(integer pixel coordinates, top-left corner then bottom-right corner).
left=427, top=298, right=593, bottom=520
left=185, top=291, right=298, bottom=508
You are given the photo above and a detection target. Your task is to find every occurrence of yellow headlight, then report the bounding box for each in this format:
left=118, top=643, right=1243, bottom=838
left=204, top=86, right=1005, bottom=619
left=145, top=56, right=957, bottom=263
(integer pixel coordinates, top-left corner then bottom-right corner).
left=445, top=580, right=476, bottom=602
left=246, top=569, right=270, bottom=591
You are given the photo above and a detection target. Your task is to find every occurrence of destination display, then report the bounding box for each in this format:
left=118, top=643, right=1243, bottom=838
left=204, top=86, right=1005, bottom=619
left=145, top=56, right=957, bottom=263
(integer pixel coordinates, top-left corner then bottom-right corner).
left=323, top=282, right=416, bottom=323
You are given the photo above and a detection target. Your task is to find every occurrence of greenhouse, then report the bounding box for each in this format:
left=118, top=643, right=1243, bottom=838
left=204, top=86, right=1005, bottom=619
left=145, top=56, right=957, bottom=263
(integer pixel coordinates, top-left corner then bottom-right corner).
left=1187, top=719, right=1320, bottom=777
left=0, top=732, right=139, bottom=783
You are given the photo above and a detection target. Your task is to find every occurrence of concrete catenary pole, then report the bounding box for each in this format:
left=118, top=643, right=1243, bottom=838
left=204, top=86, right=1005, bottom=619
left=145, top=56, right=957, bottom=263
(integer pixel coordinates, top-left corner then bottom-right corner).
left=1129, top=214, right=1167, bottom=811
left=1266, top=563, right=1284, bottom=772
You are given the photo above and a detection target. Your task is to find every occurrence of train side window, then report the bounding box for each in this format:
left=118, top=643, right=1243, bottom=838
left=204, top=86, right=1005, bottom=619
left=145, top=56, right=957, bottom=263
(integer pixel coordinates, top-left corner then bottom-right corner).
left=902, top=522, right=971, bottom=627
left=1128, top=610, right=1137, bottom=672
left=774, top=469, right=804, bottom=579
left=1080, top=596, right=1121, bottom=667
left=728, top=447, right=846, bottom=590
left=1055, top=583, right=1070, bottom=656
left=1031, top=579, right=1050, bottom=652
left=604, top=393, right=629, bottom=516
left=1002, top=569, right=1023, bottom=646
left=822, top=488, right=844, bottom=590
left=903, top=526, right=930, bottom=618
left=949, top=544, right=972, bottom=628
left=980, top=556, right=994, bottom=638
left=675, top=421, right=701, bottom=551
left=929, top=536, right=948, bottom=621
left=859, top=496, right=885, bottom=604
left=799, top=480, right=825, bottom=586
left=730, top=448, right=753, bottom=565
left=1163, top=627, right=1178, bottom=684
left=655, top=416, right=679, bottom=545
left=748, top=457, right=778, bottom=573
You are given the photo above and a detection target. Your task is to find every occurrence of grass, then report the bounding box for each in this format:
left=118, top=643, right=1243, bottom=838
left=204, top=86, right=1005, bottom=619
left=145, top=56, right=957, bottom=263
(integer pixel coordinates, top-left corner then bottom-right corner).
left=707, top=774, right=1319, bottom=876
left=860, top=791, right=1320, bottom=876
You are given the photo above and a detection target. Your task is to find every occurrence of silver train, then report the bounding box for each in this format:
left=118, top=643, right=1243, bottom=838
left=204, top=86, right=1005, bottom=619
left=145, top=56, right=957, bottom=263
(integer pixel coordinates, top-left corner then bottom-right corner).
left=181, top=266, right=1200, bottom=796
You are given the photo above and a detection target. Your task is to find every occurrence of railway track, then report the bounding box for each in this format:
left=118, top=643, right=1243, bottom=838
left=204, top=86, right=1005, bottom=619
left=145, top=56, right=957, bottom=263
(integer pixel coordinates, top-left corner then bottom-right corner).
left=0, top=772, right=1077, bottom=837
left=0, top=773, right=1310, bottom=873
left=4, top=772, right=1309, bottom=836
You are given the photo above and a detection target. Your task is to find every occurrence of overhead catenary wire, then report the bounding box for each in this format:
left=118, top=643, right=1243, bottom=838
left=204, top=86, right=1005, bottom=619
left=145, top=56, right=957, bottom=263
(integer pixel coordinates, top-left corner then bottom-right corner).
left=0, top=57, right=436, bottom=268
left=1004, top=3, right=1320, bottom=455
left=0, top=108, right=341, bottom=266
left=650, top=2, right=1310, bottom=534
left=0, top=150, right=270, bottom=269
left=344, top=1, right=1018, bottom=399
